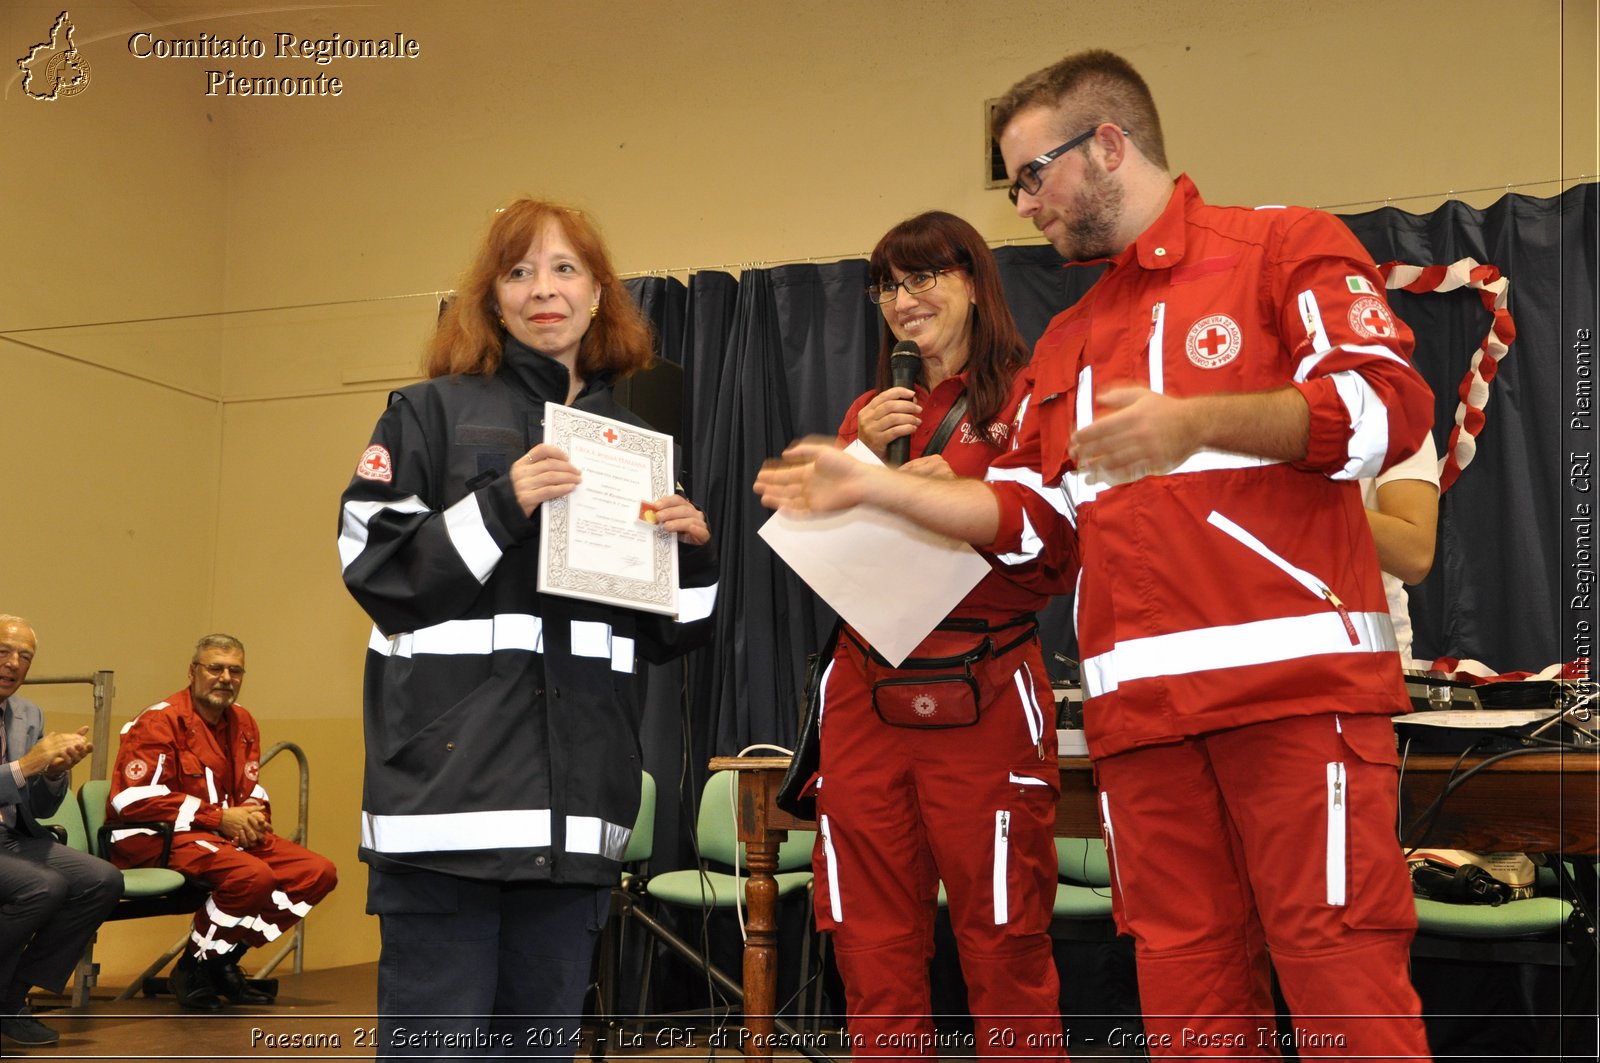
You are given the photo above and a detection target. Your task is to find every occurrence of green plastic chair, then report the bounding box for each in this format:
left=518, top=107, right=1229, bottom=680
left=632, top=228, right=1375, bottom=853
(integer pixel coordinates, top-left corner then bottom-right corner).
left=637, top=770, right=818, bottom=1019
left=1053, top=836, right=1115, bottom=921
left=646, top=770, right=814, bottom=906
left=79, top=778, right=187, bottom=898
left=32, top=781, right=190, bottom=1006
left=34, top=782, right=90, bottom=852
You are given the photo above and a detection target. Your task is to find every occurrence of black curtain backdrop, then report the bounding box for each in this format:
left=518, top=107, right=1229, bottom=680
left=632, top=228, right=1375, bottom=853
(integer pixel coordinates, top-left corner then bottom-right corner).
left=621, top=184, right=1599, bottom=872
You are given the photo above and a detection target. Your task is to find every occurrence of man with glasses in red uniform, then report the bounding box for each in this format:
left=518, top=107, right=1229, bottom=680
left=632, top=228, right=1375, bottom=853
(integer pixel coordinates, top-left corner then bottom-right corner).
left=106, top=635, right=337, bottom=1011
left=758, top=49, right=1433, bottom=1060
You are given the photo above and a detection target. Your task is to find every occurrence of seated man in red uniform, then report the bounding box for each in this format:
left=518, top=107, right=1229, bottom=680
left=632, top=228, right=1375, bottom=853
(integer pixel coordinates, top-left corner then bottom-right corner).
left=105, top=634, right=337, bottom=1010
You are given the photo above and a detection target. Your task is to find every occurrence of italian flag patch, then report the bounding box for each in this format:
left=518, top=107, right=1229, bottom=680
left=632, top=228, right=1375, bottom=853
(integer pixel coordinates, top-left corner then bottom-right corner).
left=1346, top=276, right=1377, bottom=295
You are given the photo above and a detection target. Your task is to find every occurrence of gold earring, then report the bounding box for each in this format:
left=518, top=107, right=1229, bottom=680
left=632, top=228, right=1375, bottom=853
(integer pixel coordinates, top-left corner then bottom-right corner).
left=590, top=304, right=599, bottom=319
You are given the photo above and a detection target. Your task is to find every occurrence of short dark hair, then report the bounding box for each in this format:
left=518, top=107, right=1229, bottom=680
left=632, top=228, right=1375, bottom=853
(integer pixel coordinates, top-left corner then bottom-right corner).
left=192, top=633, right=245, bottom=664
left=991, top=49, right=1168, bottom=171
left=867, top=211, right=1030, bottom=438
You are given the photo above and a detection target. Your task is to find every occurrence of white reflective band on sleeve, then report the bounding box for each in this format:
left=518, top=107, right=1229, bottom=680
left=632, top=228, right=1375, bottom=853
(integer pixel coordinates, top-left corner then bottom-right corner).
left=1330, top=371, right=1390, bottom=481
left=361, top=808, right=552, bottom=853
left=678, top=583, right=718, bottom=623
left=339, top=496, right=431, bottom=570
left=174, top=794, right=201, bottom=832
left=1001, top=509, right=1045, bottom=567
left=369, top=614, right=546, bottom=657
left=250, top=785, right=269, bottom=803
left=820, top=813, right=843, bottom=922
left=107, top=827, right=158, bottom=844
left=1295, top=342, right=1412, bottom=382
left=443, top=491, right=503, bottom=583
left=111, top=783, right=170, bottom=813
left=986, top=464, right=1074, bottom=520
left=566, top=815, right=632, bottom=860
left=1081, top=610, right=1397, bottom=696
left=1298, top=290, right=1331, bottom=359
left=120, top=703, right=171, bottom=736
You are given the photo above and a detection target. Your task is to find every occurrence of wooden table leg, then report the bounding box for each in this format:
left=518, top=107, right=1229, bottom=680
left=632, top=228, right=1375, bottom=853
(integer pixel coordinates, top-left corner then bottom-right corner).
left=741, top=832, right=779, bottom=1060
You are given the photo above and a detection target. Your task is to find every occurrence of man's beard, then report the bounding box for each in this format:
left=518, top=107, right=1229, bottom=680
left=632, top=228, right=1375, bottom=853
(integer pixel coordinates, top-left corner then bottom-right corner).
left=1057, top=158, right=1124, bottom=262
left=196, top=688, right=236, bottom=711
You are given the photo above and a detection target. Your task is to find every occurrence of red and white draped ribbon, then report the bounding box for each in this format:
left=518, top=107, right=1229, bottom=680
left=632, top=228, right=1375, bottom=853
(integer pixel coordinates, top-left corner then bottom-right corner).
left=1377, top=258, right=1516, bottom=493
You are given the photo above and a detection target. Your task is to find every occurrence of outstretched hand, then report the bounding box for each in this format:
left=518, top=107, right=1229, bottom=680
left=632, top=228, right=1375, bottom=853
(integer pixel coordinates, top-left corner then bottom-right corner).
left=752, top=437, right=871, bottom=514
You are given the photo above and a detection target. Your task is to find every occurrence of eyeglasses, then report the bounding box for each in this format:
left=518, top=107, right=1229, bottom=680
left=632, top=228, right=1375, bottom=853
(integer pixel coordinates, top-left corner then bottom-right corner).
left=1006, top=126, right=1129, bottom=205
left=198, top=662, right=246, bottom=679
left=866, top=268, right=959, bottom=305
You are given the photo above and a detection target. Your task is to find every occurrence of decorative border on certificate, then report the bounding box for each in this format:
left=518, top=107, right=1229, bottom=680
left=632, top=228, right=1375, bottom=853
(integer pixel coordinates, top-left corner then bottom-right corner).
left=538, top=403, right=679, bottom=617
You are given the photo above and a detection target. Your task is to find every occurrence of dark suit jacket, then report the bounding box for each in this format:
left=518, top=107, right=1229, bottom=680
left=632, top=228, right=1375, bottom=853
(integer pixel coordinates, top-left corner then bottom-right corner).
left=1, top=694, right=69, bottom=837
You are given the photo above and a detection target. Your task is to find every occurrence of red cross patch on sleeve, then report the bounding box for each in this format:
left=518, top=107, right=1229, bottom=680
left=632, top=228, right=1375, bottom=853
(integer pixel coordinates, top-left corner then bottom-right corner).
left=356, top=444, right=393, bottom=482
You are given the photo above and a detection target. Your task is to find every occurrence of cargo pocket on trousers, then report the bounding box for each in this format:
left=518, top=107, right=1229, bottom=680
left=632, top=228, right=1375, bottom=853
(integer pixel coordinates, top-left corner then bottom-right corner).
left=1332, top=714, right=1417, bottom=932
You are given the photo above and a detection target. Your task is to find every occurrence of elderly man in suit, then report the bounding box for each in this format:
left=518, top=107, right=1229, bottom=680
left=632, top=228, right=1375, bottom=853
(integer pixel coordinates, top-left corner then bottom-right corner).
left=0, top=616, right=123, bottom=1048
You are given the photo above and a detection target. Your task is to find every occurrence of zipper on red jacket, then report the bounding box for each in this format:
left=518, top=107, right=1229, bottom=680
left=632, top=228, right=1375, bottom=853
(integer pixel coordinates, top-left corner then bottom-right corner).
left=1206, top=511, right=1360, bottom=646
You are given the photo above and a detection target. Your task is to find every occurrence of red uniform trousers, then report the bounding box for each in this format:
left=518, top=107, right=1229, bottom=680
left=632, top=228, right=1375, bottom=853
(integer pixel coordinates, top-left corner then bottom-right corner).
left=114, top=831, right=337, bottom=959
left=1094, top=713, right=1429, bottom=1060
left=814, top=637, right=1068, bottom=1061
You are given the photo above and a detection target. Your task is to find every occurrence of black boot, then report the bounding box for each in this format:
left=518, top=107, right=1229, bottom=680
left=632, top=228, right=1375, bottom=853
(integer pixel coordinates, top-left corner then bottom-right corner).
left=213, top=947, right=275, bottom=1005
left=170, top=953, right=225, bottom=1012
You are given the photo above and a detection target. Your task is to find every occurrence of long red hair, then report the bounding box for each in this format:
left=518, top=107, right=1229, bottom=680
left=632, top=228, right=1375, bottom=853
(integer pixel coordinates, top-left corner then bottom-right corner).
left=425, top=199, right=654, bottom=381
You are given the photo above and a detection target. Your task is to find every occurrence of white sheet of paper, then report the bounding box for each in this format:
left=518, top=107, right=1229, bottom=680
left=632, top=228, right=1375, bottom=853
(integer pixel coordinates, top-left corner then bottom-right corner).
left=757, top=441, right=992, bottom=666
left=538, top=403, right=678, bottom=617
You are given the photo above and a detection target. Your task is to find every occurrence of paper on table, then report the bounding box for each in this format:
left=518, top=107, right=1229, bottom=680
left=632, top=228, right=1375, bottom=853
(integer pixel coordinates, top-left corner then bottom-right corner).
left=757, top=440, right=992, bottom=666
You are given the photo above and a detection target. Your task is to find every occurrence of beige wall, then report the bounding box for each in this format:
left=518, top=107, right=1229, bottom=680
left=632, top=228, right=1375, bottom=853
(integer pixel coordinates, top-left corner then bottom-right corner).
left=1, top=0, right=1595, bottom=985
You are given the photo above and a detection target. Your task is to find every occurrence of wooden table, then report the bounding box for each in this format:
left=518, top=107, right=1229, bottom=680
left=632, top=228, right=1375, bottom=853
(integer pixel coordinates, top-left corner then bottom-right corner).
left=710, top=750, right=1599, bottom=1059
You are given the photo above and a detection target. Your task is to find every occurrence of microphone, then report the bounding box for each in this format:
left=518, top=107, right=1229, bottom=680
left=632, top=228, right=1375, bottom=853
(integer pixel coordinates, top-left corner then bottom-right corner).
left=886, top=340, right=921, bottom=467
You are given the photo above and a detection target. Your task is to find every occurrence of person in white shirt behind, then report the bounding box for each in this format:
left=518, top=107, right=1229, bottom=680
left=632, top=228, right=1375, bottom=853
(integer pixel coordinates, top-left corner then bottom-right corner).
left=1363, top=432, right=1440, bottom=667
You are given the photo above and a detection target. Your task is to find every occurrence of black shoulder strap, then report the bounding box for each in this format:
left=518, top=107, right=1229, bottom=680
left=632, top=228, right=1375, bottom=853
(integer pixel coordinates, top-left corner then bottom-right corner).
left=923, top=392, right=970, bottom=458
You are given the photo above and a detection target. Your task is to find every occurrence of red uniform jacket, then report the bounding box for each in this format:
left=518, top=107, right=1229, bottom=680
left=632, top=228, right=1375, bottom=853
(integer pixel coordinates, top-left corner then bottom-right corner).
left=987, top=175, right=1434, bottom=758
left=106, top=689, right=269, bottom=839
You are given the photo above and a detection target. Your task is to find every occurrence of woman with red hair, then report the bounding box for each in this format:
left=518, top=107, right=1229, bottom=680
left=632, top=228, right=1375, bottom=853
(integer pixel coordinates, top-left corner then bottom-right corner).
left=340, top=199, right=717, bottom=1060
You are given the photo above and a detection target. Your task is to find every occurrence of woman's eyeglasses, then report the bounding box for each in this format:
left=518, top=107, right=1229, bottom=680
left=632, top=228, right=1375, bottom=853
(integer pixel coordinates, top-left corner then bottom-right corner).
left=866, top=268, right=959, bottom=305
